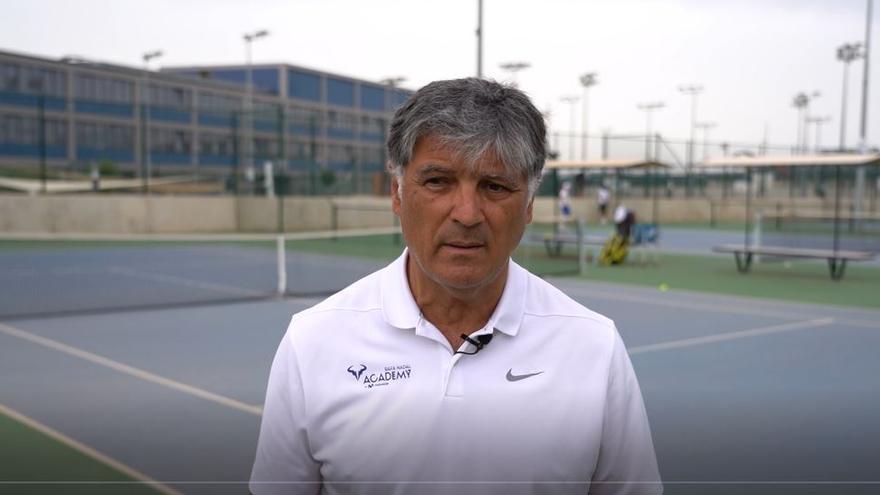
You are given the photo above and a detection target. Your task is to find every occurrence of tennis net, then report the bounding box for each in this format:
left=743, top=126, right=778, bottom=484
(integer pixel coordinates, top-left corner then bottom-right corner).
left=0, top=229, right=401, bottom=319
left=1, top=219, right=597, bottom=319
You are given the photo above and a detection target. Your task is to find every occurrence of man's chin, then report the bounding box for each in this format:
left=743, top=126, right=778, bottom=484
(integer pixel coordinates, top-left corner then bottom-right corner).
left=432, top=267, right=505, bottom=293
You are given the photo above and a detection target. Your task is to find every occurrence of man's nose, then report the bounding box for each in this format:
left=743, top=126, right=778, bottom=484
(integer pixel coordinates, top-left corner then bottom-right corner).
left=451, top=186, right=485, bottom=227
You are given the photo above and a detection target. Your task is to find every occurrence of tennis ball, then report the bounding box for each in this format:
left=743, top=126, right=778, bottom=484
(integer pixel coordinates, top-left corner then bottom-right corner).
left=658, top=283, right=669, bottom=292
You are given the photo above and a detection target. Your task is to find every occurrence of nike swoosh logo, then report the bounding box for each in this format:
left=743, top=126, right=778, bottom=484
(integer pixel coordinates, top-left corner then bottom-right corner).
left=506, top=369, right=544, bottom=382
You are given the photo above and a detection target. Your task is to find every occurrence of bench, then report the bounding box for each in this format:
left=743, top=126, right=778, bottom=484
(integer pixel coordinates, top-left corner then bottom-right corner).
left=712, top=244, right=876, bottom=280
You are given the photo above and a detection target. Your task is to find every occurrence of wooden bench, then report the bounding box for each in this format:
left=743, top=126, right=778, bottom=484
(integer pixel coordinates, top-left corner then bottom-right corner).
left=712, top=244, right=876, bottom=280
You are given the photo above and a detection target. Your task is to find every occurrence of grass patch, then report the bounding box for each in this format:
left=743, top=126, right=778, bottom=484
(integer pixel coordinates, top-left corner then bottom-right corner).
left=0, top=410, right=162, bottom=494
left=577, top=252, right=880, bottom=309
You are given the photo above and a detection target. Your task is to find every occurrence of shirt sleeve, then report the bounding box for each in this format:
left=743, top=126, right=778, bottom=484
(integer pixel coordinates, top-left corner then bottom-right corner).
left=250, top=326, right=322, bottom=495
left=589, top=328, right=663, bottom=495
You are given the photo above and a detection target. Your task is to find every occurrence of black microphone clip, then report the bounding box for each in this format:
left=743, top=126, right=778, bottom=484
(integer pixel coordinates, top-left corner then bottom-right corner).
left=457, top=333, right=493, bottom=355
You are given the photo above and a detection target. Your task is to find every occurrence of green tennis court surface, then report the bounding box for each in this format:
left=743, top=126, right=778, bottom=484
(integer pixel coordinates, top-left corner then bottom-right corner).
left=0, top=409, right=163, bottom=495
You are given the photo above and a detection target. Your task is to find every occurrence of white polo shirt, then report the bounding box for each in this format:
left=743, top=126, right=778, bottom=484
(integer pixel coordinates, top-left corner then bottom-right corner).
left=251, top=251, right=661, bottom=495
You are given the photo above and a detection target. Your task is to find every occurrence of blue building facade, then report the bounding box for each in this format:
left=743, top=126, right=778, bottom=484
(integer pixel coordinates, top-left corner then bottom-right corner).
left=0, top=48, right=411, bottom=183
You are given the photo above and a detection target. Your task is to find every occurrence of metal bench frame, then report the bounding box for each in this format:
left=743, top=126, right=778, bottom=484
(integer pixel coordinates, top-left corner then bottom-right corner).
left=713, top=244, right=875, bottom=280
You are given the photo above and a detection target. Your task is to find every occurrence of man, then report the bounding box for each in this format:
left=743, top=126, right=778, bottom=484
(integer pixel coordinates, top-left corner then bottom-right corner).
left=558, top=180, right=573, bottom=231
left=597, top=183, right=610, bottom=225
left=251, top=78, right=661, bottom=494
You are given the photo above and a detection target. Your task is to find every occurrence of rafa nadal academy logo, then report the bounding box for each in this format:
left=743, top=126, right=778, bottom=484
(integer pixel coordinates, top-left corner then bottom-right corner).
left=347, top=364, right=367, bottom=380
left=347, top=364, right=412, bottom=388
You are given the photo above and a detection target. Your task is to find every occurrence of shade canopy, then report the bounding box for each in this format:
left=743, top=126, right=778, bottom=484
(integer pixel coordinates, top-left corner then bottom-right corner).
left=698, top=153, right=880, bottom=169
left=545, top=159, right=671, bottom=170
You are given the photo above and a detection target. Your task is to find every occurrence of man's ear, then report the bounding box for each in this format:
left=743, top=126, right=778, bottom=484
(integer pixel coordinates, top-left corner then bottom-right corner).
left=391, top=175, right=401, bottom=215
left=525, top=197, right=534, bottom=224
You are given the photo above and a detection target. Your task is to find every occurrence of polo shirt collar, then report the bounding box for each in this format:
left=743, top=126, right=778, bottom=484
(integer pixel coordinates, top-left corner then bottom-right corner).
left=380, top=249, right=527, bottom=338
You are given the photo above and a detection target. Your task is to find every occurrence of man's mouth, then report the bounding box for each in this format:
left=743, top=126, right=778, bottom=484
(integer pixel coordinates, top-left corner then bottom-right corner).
left=443, top=242, right=485, bottom=249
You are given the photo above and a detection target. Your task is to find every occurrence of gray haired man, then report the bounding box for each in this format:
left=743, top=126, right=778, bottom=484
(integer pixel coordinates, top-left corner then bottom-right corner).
left=251, top=78, right=661, bottom=494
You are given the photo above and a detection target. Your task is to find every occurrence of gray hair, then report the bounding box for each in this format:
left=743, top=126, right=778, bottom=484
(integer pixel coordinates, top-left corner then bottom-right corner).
left=387, top=78, right=547, bottom=197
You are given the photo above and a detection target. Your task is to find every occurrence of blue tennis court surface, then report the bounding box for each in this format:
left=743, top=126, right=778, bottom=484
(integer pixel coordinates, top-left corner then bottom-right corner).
left=2, top=273, right=878, bottom=494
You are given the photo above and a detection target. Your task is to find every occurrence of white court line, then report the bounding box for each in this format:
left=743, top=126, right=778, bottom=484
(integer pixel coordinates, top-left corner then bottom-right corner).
left=629, top=317, right=835, bottom=355
left=0, top=322, right=262, bottom=417
left=109, top=266, right=268, bottom=298
left=558, top=283, right=880, bottom=329
left=0, top=402, right=182, bottom=495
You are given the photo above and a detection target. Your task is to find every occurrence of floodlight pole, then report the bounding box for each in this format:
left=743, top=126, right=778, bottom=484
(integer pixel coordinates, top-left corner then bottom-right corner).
left=837, top=42, right=862, bottom=151
left=560, top=95, right=580, bottom=160
left=637, top=102, right=665, bottom=161
left=579, top=72, right=598, bottom=160
left=791, top=92, right=819, bottom=154
left=855, top=0, right=873, bottom=222
left=695, top=122, right=717, bottom=162
left=807, top=116, right=831, bottom=152
left=678, top=85, right=703, bottom=167
left=244, top=29, right=270, bottom=195
left=476, top=0, right=483, bottom=78
left=858, top=0, right=873, bottom=153
left=142, top=50, right=163, bottom=194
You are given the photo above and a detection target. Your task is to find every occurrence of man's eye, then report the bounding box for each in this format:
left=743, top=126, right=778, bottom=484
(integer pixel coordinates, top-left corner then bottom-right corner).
left=485, top=182, right=510, bottom=193
left=424, top=177, right=447, bottom=187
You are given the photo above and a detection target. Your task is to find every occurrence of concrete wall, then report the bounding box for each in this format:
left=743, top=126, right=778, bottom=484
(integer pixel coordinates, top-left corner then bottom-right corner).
left=0, top=193, right=872, bottom=234
left=0, top=194, right=237, bottom=233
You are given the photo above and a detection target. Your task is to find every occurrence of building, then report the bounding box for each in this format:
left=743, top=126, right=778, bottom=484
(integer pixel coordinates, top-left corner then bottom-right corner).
left=0, top=48, right=411, bottom=192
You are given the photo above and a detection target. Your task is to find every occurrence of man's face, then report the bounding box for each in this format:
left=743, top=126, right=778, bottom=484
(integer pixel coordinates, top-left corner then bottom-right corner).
left=392, top=135, right=534, bottom=293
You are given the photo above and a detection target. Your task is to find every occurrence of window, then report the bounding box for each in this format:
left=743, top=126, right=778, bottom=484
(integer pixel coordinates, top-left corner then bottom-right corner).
left=253, top=101, right=281, bottom=121
left=327, top=111, right=356, bottom=133
left=1, top=62, right=20, bottom=92
left=359, top=146, right=383, bottom=165
left=327, top=144, right=355, bottom=163
left=327, top=78, right=354, bottom=107
left=360, top=116, right=385, bottom=136
left=0, top=115, right=66, bottom=146
left=199, top=91, right=241, bottom=114
left=74, top=74, right=132, bottom=103
left=289, top=106, right=321, bottom=129
left=254, top=137, right=279, bottom=157
left=360, top=84, right=384, bottom=111
left=199, top=133, right=235, bottom=156
left=148, top=84, right=192, bottom=110
left=150, top=128, right=191, bottom=154
left=75, top=122, right=134, bottom=150
left=1, top=63, right=66, bottom=96
left=288, top=70, right=320, bottom=101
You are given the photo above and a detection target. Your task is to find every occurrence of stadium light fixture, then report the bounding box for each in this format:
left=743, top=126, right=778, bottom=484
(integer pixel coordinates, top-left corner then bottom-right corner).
left=379, top=76, right=407, bottom=114
left=499, top=62, right=531, bottom=88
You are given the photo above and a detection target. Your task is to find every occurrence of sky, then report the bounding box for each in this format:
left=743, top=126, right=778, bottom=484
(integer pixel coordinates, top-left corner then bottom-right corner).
left=1, top=0, right=878, bottom=156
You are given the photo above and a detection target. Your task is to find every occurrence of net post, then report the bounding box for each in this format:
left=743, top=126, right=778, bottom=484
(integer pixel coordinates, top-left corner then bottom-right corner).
left=276, top=235, right=287, bottom=296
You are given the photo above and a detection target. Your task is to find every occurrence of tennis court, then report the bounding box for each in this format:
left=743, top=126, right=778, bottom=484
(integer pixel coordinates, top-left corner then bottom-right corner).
left=1, top=228, right=878, bottom=494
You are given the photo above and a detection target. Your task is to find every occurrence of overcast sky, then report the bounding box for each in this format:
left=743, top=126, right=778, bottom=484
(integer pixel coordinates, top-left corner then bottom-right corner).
left=1, top=0, right=877, bottom=156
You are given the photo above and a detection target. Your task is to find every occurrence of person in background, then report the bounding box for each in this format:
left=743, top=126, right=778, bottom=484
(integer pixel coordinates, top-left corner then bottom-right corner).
left=597, top=182, right=610, bottom=225
left=557, top=180, right=573, bottom=231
